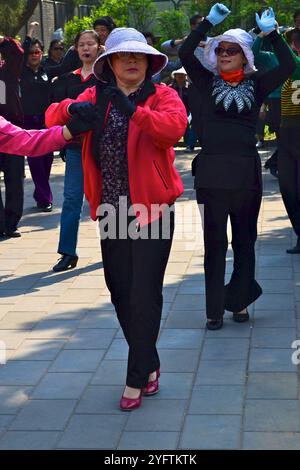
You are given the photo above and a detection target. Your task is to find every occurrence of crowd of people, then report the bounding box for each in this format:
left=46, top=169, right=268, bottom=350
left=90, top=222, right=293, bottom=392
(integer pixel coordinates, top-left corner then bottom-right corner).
left=0, top=3, right=299, bottom=411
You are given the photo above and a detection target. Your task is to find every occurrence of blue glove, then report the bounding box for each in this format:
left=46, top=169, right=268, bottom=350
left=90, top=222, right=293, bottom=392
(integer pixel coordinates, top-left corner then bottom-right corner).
left=206, top=3, right=231, bottom=26
left=255, top=7, right=276, bottom=34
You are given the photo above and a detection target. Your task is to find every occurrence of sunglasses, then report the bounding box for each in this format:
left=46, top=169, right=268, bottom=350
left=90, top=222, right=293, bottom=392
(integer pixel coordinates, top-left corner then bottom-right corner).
left=115, top=52, right=146, bottom=60
left=29, top=50, right=43, bottom=56
left=52, top=46, right=64, bottom=51
left=215, top=46, right=242, bottom=57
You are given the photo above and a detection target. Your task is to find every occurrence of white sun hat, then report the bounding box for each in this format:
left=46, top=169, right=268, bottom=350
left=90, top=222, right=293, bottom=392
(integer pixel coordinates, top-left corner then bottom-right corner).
left=204, top=28, right=256, bottom=74
left=171, top=67, right=187, bottom=78
left=93, top=27, right=168, bottom=80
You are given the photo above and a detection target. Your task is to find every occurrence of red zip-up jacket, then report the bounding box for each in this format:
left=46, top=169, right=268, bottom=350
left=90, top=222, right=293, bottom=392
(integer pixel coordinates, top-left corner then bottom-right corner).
left=45, top=83, right=187, bottom=225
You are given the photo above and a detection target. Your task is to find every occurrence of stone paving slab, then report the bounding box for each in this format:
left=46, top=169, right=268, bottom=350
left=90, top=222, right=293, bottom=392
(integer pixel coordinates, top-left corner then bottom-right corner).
left=0, top=149, right=299, bottom=449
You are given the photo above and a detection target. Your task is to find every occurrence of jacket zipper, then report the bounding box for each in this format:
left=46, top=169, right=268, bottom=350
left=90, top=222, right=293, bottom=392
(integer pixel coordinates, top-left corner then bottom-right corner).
left=153, top=160, right=169, bottom=189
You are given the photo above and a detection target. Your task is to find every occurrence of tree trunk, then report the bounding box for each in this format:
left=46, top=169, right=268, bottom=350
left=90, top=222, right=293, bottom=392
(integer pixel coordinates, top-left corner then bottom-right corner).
left=11, top=0, right=40, bottom=37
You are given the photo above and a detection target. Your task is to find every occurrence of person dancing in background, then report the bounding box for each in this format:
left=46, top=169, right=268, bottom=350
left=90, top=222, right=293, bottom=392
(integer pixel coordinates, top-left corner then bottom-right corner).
left=51, top=30, right=100, bottom=273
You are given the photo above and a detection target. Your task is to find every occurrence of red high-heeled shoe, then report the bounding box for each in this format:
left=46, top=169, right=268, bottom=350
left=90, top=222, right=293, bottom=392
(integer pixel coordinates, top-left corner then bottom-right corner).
left=120, top=389, right=142, bottom=411
left=143, top=369, right=160, bottom=396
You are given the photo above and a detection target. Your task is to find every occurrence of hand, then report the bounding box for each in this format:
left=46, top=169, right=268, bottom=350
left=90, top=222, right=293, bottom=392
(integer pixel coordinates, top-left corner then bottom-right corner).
left=206, top=3, right=231, bottom=26
left=28, top=21, right=39, bottom=38
left=255, top=7, right=276, bottom=34
left=65, top=111, right=100, bottom=137
left=103, top=86, right=136, bottom=117
left=68, top=101, right=97, bottom=120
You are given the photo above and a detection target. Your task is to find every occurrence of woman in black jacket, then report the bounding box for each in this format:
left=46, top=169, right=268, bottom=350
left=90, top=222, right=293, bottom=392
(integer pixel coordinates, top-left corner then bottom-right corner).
left=179, top=4, right=296, bottom=329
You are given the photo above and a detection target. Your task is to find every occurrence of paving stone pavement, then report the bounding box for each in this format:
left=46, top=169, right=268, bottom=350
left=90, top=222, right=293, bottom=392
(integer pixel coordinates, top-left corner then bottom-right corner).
left=0, top=147, right=299, bottom=450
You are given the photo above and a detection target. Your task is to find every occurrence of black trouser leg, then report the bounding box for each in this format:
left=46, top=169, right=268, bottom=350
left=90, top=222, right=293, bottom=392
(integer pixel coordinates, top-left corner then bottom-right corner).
left=278, top=134, right=300, bottom=237
left=201, top=191, right=229, bottom=320
left=0, top=154, right=24, bottom=232
left=100, top=213, right=174, bottom=388
left=101, top=237, right=132, bottom=343
left=225, top=190, right=262, bottom=312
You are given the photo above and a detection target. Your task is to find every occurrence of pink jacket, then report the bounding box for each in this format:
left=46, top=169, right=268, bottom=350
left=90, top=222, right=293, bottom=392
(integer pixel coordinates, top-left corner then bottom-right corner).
left=0, top=115, right=67, bottom=156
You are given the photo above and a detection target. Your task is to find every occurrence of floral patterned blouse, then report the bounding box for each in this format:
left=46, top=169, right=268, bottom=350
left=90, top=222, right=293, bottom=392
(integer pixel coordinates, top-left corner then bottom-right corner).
left=99, top=91, right=139, bottom=210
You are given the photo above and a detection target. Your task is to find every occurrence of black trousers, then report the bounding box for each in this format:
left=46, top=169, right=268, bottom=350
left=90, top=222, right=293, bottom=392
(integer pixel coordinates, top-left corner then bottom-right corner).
left=0, top=154, right=25, bottom=233
left=278, top=128, right=300, bottom=237
left=100, top=211, right=174, bottom=388
left=197, top=188, right=263, bottom=320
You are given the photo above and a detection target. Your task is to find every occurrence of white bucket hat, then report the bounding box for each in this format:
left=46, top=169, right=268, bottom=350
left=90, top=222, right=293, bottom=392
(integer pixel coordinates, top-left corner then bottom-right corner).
left=93, top=27, right=168, bottom=80
left=171, top=67, right=187, bottom=78
left=204, top=28, right=256, bottom=74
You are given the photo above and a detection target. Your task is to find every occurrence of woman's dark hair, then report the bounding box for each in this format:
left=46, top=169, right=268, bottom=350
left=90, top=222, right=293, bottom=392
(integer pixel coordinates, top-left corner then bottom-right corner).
left=48, top=39, right=64, bottom=56
left=285, top=27, right=300, bottom=45
left=30, top=38, right=44, bottom=51
left=93, top=16, right=116, bottom=32
left=189, top=14, right=203, bottom=27
left=74, top=29, right=101, bottom=48
left=143, top=32, right=155, bottom=45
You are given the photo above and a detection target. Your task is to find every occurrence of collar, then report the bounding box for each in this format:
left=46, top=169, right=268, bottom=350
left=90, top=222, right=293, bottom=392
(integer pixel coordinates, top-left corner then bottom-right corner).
left=219, top=69, right=245, bottom=84
left=73, top=67, right=94, bottom=82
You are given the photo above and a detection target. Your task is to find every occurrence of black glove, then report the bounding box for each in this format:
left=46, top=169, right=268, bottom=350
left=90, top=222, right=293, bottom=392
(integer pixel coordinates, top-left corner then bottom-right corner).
left=66, top=111, right=99, bottom=136
left=103, top=86, right=136, bottom=117
left=68, top=101, right=97, bottom=120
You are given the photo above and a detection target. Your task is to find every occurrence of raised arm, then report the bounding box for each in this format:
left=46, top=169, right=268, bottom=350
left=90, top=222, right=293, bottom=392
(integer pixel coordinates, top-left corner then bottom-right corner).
left=255, top=8, right=296, bottom=99
left=179, top=3, right=230, bottom=89
left=0, top=37, right=24, bottom=80
left=22, top=21, right=39, bottom=63
left=179, top=19, right=213, bottom=88
left=252, top=34, right=279, bottom=71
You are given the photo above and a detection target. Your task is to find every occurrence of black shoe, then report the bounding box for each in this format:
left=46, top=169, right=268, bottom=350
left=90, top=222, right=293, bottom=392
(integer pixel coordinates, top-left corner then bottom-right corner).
left=53, top=254, right=78, bottom=272
left=232, top=309, right=249, bottom=323
left=286, top=244, right=300, bottom=254
left=37, top=203, right=53, bottom=212
left=206, top=318, right=223, bottom=330
left=5, top=229, right=21, bottom=238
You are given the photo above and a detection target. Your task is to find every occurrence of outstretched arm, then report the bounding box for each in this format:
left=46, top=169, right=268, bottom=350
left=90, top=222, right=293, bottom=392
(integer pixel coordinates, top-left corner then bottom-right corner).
left=0, top=110, right=100, bottom=156
left=0, top=115, right=70, bottom=156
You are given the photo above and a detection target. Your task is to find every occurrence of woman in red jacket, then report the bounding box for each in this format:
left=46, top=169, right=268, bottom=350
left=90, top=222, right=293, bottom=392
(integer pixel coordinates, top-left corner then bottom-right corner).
left=46, top=27, right=187, bottom=411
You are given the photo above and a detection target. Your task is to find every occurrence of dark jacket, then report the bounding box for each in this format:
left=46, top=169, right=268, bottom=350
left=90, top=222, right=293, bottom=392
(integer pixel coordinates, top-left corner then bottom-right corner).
left=0, top=38, right=24, bottom=124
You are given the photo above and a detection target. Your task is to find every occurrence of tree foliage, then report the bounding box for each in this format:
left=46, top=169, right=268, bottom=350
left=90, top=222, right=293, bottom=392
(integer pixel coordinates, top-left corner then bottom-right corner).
left=0, top=0, right=78, bottom=36
left=156, top=9, right=189, bottom=43
left=185, top=0, right=300, bottom=31
left=1, top=0, right=299, bottom=42
left=64, top=0, right=157, bottom=46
